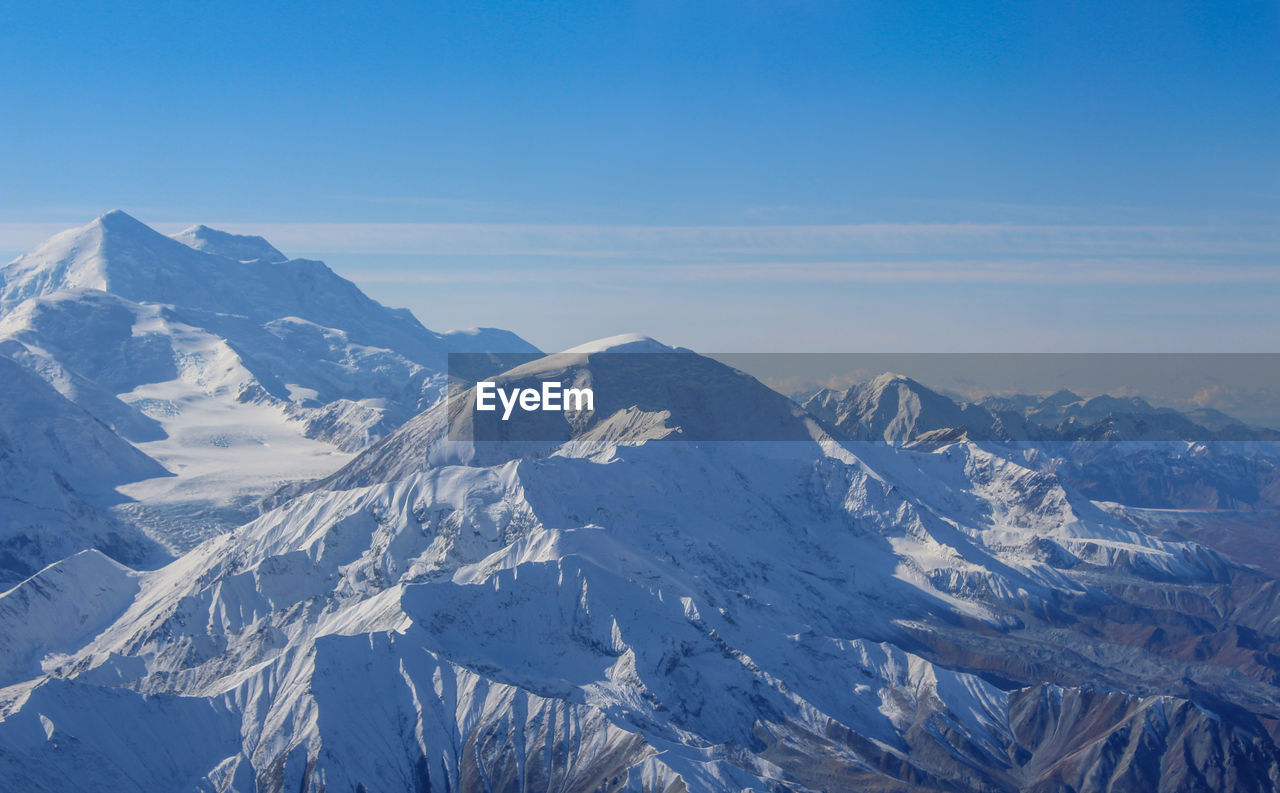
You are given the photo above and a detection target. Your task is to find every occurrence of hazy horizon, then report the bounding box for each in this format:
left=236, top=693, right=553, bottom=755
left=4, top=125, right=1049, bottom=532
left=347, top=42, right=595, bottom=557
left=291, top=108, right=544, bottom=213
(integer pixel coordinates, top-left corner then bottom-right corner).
left=4, top=2, right=1276, bottom=351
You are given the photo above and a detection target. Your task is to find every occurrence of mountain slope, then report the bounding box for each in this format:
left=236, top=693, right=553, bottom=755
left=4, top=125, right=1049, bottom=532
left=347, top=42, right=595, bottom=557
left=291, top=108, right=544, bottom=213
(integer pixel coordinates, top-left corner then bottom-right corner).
left=804, top=373, right=1014, bottom=442
left=0, top=353, right=166, bottom=586
left=2, top=342, right=1277, bottom=792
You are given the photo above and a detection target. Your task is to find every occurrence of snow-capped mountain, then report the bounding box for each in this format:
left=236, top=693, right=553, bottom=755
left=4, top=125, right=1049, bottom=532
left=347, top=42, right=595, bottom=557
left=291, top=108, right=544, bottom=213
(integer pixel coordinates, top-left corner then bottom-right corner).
left=805, top=374, right=1280, bottom=445
left=3, top=339, right=1277, bottom=792
left=804, top=373, right=1015, bottom=442
left=804, top=374, right=1280, bottom=513
left=0, top=212, right=538, bottom=550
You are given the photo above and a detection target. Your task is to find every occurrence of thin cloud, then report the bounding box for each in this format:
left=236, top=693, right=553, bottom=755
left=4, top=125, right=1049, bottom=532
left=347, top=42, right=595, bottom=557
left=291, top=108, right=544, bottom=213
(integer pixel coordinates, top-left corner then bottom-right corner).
left=4, top=220, right=1277, bottom=289
left=193, top=221, right=1280, bottom=259
left=351, top=257, right=1280, bottom=287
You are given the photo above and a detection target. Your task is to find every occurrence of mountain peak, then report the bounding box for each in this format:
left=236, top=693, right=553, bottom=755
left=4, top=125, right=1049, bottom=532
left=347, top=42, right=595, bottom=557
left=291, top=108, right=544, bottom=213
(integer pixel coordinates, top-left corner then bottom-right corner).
left=1, top=212, right=161, bottom=305
left=84, top=210, right=171, bottom=246
left=2, top=214, right=356, bottom=326
left=316, top=344, right=831, bottom=485
left=867, top=371, right=919, bottom=389
left=93, top=209, right=148, bottom=230
left=560, top=333, right=673, bottom=354
left=58, top=209, right=168, bottom=248
left=1042, top=388, right=1083, bottom=407
left=808, top=370, right=1001, bottom=442
left=171, top=223, right=287, bottom=263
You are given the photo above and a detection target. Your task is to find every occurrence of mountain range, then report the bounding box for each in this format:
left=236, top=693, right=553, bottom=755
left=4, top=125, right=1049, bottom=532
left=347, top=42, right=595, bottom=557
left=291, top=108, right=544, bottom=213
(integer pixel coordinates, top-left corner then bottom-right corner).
left=0, top=211, right=537, bottom=574
left=1, top=216, right=1279, bottom=792
left=802, top=372, right=1280, bottom=444
left=801, top=373, right=1280, bottom=514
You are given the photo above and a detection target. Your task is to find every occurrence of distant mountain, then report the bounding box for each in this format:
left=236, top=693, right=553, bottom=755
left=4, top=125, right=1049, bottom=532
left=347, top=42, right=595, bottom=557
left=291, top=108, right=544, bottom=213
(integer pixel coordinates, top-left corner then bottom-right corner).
left=805, top=374, right=1280, bottom=511
left=803, top=372, right=1017, bottom=441
left=4, top=340, right=1279, bottom=792
left=806, top=375, right=1280, bottom=445
left=0, top=211, right=539, bottom=550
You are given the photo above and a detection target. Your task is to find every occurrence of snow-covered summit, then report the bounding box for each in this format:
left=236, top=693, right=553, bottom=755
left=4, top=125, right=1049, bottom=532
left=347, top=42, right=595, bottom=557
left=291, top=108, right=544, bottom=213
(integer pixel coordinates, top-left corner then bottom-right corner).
left=805, top=371, right=1003, bottom=442
left=307, top=343, right=835, bottom=488
left=559, top=333, right=677, bottom=354
left=1, top=211, right=540, bottom=363
left=170, top=223, right=287, bottom=263
left=0, top=212, right=539, bottom=549
left=1, top=211, right=443, bottom=363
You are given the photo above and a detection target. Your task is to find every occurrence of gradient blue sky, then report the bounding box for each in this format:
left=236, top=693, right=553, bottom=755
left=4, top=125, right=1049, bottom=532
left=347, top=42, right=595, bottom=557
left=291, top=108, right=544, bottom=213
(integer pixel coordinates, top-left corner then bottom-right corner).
left=2, top=1, right=1277, bottom=351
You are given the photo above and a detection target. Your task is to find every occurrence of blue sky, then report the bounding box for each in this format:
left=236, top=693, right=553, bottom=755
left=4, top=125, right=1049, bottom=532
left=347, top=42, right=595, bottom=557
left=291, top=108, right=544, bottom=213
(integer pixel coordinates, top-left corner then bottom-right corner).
left=2, top=1, right=1277, bottom=351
